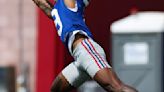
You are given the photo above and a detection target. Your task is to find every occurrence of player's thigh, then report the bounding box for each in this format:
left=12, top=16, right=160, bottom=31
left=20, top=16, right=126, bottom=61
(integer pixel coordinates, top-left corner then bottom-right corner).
left=75, top=39, right=122, bottom=91
left=73, top=38, right=137, bottom=92
left=75, top=38, right=111, bottom=78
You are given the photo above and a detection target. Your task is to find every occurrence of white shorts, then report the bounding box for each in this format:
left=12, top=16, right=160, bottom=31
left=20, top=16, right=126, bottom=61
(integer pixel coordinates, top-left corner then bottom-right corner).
left=62, top=38, right=111, bottom=87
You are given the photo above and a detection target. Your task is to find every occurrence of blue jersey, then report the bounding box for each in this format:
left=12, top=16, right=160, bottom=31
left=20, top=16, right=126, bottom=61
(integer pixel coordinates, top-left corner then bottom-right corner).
left=51, top=0, right=93, bottom=46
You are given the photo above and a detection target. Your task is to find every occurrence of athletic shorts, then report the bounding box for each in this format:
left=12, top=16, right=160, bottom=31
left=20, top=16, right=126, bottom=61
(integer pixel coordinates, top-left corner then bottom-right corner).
left=62, top=38, right=111, bottom=87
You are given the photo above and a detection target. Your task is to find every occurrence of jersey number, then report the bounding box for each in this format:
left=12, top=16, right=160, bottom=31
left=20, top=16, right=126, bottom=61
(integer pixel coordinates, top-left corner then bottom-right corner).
left=51, top=9, right=63, bottom=36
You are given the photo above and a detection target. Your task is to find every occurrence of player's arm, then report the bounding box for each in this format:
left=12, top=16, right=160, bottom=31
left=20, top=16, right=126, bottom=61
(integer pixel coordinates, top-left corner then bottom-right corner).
left=32, top=0, right=53, bottom=19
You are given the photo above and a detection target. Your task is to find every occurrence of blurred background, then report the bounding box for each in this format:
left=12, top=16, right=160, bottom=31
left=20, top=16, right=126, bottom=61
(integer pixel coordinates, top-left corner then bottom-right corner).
left=0, top=0, right=163, bottom=92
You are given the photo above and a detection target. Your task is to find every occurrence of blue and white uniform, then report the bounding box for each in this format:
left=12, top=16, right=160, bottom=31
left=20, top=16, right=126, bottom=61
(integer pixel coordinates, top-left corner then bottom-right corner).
left=51, top=0, right=111, bottom=87
left=51, top=0, right=92, bottom=54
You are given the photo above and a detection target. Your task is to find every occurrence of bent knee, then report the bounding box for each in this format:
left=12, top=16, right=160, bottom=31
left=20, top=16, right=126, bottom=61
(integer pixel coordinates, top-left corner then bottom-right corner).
left=50, top=86, right=56, bottom=92
left=50, top=73, right=73, bottom=92
left=50, top=76, right=61, bottom=92
left=50, top=74, right=64, bottom=92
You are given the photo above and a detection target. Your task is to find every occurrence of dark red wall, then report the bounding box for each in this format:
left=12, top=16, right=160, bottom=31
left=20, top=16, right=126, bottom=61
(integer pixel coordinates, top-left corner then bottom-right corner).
left=84, top=0, right=164, bottom=63
left=36, top=10, right=65, bottom=92
left=36, top=0, right=164, bottom=92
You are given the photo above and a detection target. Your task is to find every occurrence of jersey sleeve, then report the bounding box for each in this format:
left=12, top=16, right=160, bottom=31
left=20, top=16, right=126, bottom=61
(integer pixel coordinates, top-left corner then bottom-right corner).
left=82, top=0, right=90, bottom=7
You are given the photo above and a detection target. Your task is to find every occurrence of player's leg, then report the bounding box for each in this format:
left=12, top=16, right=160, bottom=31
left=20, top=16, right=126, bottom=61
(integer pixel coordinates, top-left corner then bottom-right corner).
left=74, top=38, right=138, bottom=92
left=93, top=68, right=122, bottom=91
left=93, top=68, right=138, bottom=92
left=51, top=62, right=90, bottom=92
left=87, top=39, right=138, bottom=92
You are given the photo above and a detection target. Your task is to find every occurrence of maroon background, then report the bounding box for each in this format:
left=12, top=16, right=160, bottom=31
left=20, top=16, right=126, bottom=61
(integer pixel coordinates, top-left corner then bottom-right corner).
left=36, top=0, right=164, bottom=92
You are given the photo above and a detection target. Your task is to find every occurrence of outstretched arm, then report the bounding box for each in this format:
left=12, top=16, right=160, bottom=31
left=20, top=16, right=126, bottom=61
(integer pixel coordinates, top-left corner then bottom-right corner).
left=32, top=0, right=53, bottom=19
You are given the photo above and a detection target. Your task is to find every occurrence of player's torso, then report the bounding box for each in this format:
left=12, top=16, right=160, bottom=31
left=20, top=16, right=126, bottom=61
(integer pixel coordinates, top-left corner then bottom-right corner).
left=51, top=0, right=92, bottom=44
